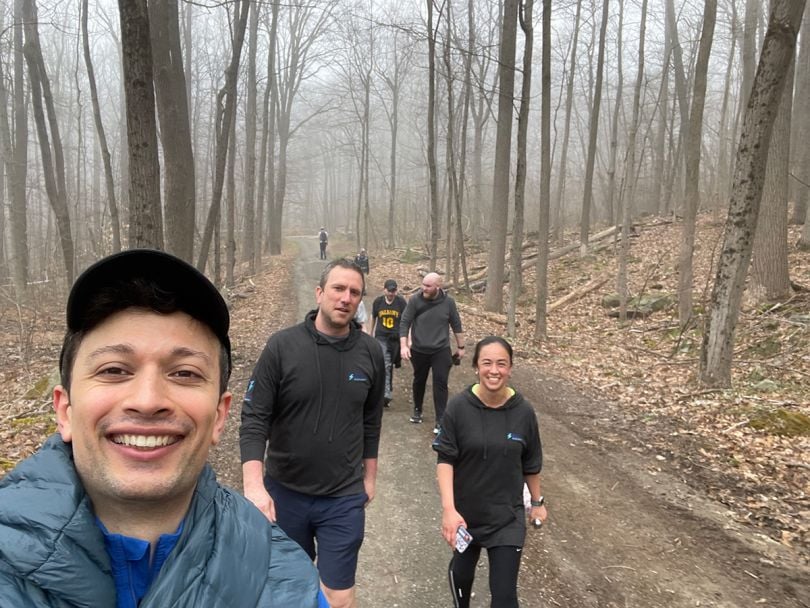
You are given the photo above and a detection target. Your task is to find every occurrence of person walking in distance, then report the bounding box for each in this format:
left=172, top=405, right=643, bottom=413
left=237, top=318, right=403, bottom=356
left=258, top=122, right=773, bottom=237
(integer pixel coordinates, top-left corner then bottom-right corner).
left=399, top=272, right=464, bottom=433
left=371, top=279, right=408, bottom=407
left=433, top=336, right=547, bottom=608
left=354, top=248, right=370, bottom=274
left=240, top=258, right=385, bottom=608
left=0, top=250, right=324, bottom=607
left=318, top=227, right=329, bottom=260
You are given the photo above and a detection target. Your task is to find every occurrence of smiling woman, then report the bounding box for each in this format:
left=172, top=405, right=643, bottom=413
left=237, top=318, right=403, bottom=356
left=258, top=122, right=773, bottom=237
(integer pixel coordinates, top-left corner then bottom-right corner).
left=432, top=336, right=547, bottom=608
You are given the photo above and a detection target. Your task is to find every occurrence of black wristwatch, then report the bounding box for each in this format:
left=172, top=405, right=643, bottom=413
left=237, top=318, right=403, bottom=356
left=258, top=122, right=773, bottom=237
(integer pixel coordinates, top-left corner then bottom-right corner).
left=530, top=496, right=545, bottom=507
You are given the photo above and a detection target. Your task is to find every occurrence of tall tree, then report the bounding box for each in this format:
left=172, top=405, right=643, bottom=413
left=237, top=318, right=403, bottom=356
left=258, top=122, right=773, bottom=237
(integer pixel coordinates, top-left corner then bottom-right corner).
left=82, top=0, right=121, bottom=253
left=604, top=0, right=624, bottom=227
left=241, top=0, right=261, bottom=272
left=618, top=0, right=648, bottom=322
left=508, top=0, right=534, bottom=337
left=150, top=0, right=195, bottom=261
left=119, top=0, right=163, bottom=249
left=484, top=0, right=519, bottom=312
left=677, top=0, right=717, bottom=328
left=426, top=0, right=440, bottom=270
left=197, top=0, right=250, bottom=271
left=751, top=52, right=794, bottom=300
left=578, top=0, right=609, bottom=254
left=0, top=0, right=28, bottom=296
left=551, top=0, right=582, bottom=242
left=534, top=0, right=551, bottom=340
left=700, top=0, right=806, bottom=387
left=22, top=0, right=75, bottom=281
left=791, top=9, right=810, bottom=228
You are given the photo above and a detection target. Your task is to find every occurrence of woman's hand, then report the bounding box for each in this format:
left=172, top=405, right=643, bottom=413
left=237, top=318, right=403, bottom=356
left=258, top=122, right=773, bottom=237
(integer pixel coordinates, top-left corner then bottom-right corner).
left=441, top=508, right=466, bottom=548
left=529, top=504, right=547, bottom=527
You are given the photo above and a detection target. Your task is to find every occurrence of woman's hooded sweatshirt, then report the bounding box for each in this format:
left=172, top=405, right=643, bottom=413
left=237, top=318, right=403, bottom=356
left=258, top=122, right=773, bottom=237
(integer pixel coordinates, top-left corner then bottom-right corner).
left=433, top=385, right=542, bottom=547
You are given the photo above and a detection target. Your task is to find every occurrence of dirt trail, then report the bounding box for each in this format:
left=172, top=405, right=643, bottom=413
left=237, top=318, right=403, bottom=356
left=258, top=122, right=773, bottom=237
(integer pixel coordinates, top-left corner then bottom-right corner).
left=218, top=237, right=809, bottom=608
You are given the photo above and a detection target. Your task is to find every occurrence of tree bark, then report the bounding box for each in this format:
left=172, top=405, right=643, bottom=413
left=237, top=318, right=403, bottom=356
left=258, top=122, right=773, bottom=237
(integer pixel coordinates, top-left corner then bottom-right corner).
left=22, top=0, right=75, bottom=281
left=677, top=0, right=717, bottom=328
left=618, top=0, right=647, bottom=323
left=700, top=0, right=806, bottom=387
left=119, top=0, right=163, bottom=250
left=82, top=0, right=121, bottom=254
left=150, top=0, right=195, bottom=261
left=534, top=0, right=551, bottom=341
left=508, top=0, right=534, bottom=337
left=197, top=0, right=249, bottom=271
left=751, top=53, right=794, bottom=300
left=426, top=0, right=440, bottom=270
left=579, top=0, right=610, bottom=254
left=484, top=0, right=519, bottom=312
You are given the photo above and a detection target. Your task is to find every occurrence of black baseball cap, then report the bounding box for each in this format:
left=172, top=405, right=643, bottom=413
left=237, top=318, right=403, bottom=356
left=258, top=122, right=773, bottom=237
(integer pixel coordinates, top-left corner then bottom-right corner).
left=65, top=249, right=231, bottom=368
left=384, top=279, right=398, bottom=291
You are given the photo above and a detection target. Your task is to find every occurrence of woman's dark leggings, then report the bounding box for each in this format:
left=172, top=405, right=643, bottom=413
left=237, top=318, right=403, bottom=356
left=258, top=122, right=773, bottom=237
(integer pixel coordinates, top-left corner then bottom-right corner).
left=448, top=544, right=522, bottom=607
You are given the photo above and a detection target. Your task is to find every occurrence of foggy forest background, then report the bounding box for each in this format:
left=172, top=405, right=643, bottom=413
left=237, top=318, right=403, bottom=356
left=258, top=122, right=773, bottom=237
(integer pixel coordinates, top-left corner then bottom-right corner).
left=0, top=0, right=807, bottom=387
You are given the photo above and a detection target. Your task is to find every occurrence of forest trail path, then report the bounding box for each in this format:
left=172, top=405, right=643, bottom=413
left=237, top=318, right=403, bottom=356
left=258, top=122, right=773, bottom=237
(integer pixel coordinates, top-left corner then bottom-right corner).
left=216, top=237, right=809, bottom=608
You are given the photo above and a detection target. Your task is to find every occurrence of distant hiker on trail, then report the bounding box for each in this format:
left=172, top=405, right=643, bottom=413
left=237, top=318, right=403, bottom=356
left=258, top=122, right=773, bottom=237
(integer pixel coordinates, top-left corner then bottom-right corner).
left=399, top=272, right=464, bottom=433
left=371, top=279, right=407, bottom=408
left=240, top=257, right=385, bottom=608
left=318, top=227, right=329, bottom=260
left=0, top=249, right=323, bottom=608
left=354, top=248, right=369, bottom=274
left=433, top=336, right=547, bottom=608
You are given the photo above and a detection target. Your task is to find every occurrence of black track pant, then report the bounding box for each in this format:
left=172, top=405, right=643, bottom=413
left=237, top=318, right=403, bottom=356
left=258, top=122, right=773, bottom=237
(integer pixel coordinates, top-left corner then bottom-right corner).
left=448, top=544, right=522, bottom=608
left=410, top=347, right=452, bottom=423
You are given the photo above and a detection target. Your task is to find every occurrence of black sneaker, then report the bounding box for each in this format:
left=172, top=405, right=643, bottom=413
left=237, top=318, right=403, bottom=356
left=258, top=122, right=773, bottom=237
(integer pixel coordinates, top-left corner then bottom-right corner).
left=409, top=414, right=423, bottom=424
left=384, top=398, right=391, bottom=408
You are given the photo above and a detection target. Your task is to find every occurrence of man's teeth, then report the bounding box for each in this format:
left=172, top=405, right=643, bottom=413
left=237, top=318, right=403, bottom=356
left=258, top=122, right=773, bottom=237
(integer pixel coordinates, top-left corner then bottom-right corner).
left=112, top=434, right=177, bottom=448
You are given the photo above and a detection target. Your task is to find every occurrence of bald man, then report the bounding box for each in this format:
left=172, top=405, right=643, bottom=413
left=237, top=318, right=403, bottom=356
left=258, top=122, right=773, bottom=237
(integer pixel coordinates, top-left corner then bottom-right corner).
left=399, top=273, right=465, bottom=433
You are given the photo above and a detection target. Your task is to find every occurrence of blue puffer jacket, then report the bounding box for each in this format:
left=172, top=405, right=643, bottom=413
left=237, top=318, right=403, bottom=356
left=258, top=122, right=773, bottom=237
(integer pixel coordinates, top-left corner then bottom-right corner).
left=0, top=435, right=321, bottom=607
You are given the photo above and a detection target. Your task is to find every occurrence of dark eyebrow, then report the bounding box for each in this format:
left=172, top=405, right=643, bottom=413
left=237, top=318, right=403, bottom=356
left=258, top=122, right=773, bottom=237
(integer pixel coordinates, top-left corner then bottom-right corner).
left=87, top=344, right=212, bottom=364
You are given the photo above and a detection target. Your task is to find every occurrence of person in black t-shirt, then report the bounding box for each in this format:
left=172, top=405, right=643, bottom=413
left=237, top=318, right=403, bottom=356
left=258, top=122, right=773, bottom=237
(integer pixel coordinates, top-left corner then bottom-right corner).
left=371, top=279, right=407, bottom=407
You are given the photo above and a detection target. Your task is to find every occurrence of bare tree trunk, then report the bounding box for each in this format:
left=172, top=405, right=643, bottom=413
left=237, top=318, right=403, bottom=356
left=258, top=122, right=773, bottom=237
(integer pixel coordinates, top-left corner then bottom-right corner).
left=242, top=0, right=260, bottom=272
left=534, top=0, right=551, bottom=341
left=426, top=0, right=440, bottom=270
left=618, top=0, right=648, bottom=323
left=700, top=0, right=805, bottom=387
left=604, top=0, right=624, bottom=228
left=508, top=0, right=533, bottom=337
left=119, top=0, right=163, bottom=250
left=82, top=0, right=121, bottom=253
left=485, top=0, right=519, bottom=313
left=751, top=54, right=794, bottom=300
left=677, top=0, right=717, bottom=328
left=579, top=0, right=609, bottom=254
left=23, top=0, right=75, bottom=281
left=791, top=10, right=810, bottom=229
left=197, top=0, right=249, bottom=271
left=2, top=0, right=28, bottom=295
left=150, top=0, right=194, bottom=260
left=714, top=3, right=738, bottom=211
left=262, top=0, right=279, bottom=257
left=552, top=0, right=582, bottom=243
left=226, top=106, right=236, bottom=287
left=665, top=0, right=692, bottom=214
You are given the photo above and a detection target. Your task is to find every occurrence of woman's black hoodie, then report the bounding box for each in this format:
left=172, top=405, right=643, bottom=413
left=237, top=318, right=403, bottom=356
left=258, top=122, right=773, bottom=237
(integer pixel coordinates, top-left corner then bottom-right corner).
left=433, top=386, right=542, bottom=547
left=240, top=311, right=385, bottom=496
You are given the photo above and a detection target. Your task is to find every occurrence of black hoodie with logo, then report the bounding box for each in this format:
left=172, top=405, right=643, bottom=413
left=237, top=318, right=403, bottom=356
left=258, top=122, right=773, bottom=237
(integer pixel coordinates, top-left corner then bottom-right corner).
left=240, top=311, right=385, bottom=497
left=432, top=386, right=542, bottom=547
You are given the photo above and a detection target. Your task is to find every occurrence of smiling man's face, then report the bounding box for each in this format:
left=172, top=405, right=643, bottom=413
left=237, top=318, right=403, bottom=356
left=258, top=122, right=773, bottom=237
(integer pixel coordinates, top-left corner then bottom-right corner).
left=54, top=309, right=231, bottom=515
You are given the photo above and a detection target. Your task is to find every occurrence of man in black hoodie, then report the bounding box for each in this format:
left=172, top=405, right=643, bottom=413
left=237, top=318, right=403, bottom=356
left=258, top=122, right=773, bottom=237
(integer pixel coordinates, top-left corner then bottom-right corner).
left=399, top=272, right=465, bottom=433
left=240, top=258, right=385, bottom=608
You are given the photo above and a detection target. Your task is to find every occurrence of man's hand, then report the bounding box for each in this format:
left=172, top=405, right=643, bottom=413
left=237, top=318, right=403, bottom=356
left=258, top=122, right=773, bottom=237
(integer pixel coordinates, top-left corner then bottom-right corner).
left=242, top=460, right=275, bottom=521
left=244, top=485, right=277, bottom=522
left=400, top=344, right=411, bottom=361
left=363, top=477, right=376, bottom=506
